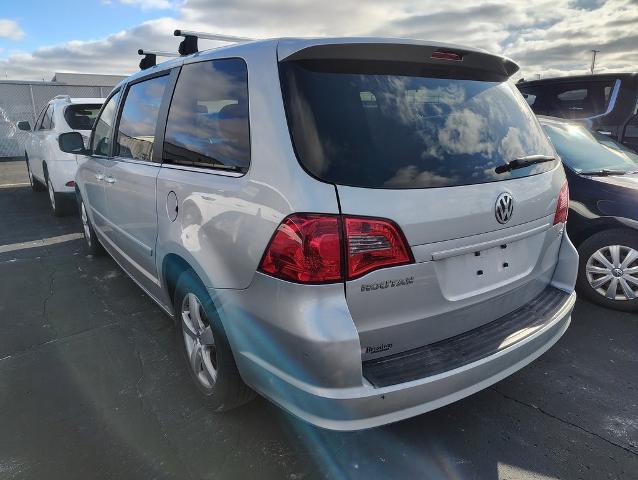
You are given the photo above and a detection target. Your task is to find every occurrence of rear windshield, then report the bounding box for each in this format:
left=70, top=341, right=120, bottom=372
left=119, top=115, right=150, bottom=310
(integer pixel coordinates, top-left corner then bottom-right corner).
left=280, top=60, right=556, bottom=189
left=64, top=104, right=102, bottom=130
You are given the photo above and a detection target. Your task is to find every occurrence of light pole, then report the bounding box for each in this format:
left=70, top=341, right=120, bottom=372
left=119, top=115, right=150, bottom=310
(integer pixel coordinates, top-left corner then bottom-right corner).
left=590, top=49, right=600, bottom=75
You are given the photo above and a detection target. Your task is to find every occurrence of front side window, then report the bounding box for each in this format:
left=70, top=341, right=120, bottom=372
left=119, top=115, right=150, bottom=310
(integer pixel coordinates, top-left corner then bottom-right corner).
left=64, top=104, right=102, bottom=131
left=115, top=75, right=169, bottom=161
left=163, top=58, right=250, bottom=172
left=543, top=122, right=638, bottom=173
left=91, top=92, right=121, bottom=156
left=280, top=59, right=555, bottom=189
left=40, top=105, right=53, bottom=130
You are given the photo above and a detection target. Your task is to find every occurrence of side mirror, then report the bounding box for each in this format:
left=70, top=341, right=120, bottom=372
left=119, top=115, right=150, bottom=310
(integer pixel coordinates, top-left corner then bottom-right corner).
left=17, top=121, right=31, bottom=131
left=58, top=132, right=89, bottom=155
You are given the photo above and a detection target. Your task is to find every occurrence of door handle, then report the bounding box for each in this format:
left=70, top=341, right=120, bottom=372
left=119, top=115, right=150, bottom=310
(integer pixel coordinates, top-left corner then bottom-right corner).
left=95, top=173, right=105, bottom=181
left=104, top=175, right=116, bottom=184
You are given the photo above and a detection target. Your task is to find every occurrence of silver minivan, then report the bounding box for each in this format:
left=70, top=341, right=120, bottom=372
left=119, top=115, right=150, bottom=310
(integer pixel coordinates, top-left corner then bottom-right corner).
left=61, top=37, right=578, bottom=430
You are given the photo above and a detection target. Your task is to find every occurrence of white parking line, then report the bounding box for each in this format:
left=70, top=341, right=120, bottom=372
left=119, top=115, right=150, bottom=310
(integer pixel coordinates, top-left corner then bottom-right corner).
left=0, top=182, right=30, bottom=188
left=0, top=232, right=84, bottom=254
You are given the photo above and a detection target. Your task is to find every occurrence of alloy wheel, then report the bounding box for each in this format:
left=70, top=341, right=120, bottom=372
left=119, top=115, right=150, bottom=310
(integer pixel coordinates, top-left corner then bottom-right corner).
left=81, top=202, right=91, bottom=246
left=586, top=245, right=638, bottom=301
left=47, top=178, right=56, bottom=210
left=181, top=293, right=217, bottom=390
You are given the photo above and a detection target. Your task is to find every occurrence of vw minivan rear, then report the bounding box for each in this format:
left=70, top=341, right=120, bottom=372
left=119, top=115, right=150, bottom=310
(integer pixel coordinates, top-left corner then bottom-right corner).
left=72, top=37, right=578, bottom=431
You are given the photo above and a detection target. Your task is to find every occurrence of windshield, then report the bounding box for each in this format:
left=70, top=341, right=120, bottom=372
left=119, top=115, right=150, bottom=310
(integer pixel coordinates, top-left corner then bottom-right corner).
left=64, top=104, right=102, bottom=130
left=542, top=122, right=638, bottom=174
left=280, top=60, right=556, bottom=189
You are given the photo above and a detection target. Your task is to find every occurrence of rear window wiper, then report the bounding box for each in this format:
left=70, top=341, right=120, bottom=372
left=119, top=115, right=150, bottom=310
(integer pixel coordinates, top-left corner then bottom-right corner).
left=495, top=155, right=556, bottom=174
left=578, top=169, right=635, bottom=176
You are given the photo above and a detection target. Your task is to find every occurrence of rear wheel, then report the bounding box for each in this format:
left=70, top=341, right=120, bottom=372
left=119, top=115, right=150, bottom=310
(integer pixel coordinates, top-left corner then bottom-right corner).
left=26, top=155, right=45, bottom=192
left=80, top=199, right=104, bottom=256
left=45, top=171, right=74, bottom=216
left=173, top=269, right=254, bottom=411
left=577, top=229, right=638, bottom=312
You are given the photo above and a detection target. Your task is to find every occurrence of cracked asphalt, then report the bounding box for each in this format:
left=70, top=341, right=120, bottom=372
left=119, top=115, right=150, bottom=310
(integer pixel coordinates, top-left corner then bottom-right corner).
left=0, top=159, right=636, bottom=480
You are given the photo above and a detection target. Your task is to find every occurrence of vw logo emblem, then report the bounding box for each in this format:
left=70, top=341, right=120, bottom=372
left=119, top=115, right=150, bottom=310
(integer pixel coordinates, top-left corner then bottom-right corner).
left=495, top=192, right=514, bottom=224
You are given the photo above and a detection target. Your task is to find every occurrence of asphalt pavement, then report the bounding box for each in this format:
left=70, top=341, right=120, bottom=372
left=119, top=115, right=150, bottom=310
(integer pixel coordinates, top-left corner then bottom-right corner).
left=0, top=159, right=636, bottom=480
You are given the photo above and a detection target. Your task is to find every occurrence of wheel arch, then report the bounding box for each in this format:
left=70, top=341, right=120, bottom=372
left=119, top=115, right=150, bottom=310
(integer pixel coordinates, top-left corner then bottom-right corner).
left=570, top=217, right=638, bottom=248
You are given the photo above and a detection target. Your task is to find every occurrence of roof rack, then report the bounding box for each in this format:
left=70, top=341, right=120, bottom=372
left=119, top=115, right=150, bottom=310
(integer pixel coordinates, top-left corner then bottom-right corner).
left=173, top=29, right=254, bottom=56
left=138, top=49, right=180, bottom=70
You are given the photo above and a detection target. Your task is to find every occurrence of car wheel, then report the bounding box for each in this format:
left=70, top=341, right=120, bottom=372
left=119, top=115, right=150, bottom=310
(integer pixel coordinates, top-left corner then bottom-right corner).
left=173, top=269, right=255, bottom=411
left=26, top=156, right=45, bottom=192
left=45, top=172, right=73, bottom=217
left=80, top=199, right=104, bottom=256
left=577, top=229, right=638, bottom=312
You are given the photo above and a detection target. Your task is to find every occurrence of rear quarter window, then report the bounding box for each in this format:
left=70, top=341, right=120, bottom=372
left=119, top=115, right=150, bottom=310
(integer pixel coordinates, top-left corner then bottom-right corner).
left=163, top=58, right=250, bottom=172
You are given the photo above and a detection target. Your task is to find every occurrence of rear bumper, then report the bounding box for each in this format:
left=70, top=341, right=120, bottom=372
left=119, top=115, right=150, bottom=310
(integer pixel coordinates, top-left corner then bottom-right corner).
left=233, top=287, right=574, bottom=431
left=217, top=231, right=578, bottom=431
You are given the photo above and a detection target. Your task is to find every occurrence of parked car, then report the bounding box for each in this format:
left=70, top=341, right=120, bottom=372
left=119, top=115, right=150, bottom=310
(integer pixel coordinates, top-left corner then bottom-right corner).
left=517, top=73, right=638, bottom=152
left=18, top=95, right=105, bottom=216
left=540, top=116, right=638, bottom=311
left=60, top=37, right=578, bottom=431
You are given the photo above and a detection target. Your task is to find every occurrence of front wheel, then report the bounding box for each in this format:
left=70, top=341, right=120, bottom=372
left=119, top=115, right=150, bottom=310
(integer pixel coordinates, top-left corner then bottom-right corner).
left=26, top=156, right=45, bottom=192
left=80, top=199, right=104, bottom=256
left=173, top=269, right=254, bottom=411
left=577, top=229, right=638, bottom=312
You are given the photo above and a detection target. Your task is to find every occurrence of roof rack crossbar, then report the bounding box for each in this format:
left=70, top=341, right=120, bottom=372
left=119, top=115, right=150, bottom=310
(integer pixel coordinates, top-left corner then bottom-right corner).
left=138, top=49, right=180, bottom=70
left=173, top=29, right=254, bottom=56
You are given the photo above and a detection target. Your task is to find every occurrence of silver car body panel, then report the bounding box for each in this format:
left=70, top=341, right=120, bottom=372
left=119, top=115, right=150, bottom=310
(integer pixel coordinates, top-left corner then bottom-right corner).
left=75, top=37, right=578, bottom=430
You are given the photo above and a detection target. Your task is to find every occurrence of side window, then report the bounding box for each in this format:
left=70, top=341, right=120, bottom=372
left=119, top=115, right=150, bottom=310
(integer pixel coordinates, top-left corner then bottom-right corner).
left=91, top=91, right=121, bottom=156
left=163, top=58, right=250, bottom=171
left=115, top=75, right=169, bottom=161
left=39, top=105, right=53, bottom=130
left=34, top=106, right=46, bottom=130
left=546, top=81, right=615, bottom=119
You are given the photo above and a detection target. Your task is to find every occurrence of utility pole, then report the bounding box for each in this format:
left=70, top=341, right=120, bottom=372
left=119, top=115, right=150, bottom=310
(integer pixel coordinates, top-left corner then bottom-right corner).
left=590, top=49, right=600, bottom=75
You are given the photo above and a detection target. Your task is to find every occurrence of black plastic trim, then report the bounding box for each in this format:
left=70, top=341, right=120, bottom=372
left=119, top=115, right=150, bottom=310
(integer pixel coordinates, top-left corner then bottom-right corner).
left=363, top=286, right=573, bottom=388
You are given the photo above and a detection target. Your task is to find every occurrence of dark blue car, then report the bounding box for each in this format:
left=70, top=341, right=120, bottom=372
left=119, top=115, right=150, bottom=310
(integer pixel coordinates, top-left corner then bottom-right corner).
left=541, top=116, right=638, bottom=311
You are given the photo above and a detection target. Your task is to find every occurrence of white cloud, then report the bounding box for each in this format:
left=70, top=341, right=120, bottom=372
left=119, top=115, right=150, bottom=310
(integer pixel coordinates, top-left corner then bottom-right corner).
left=0, top=19, right=25, bottom=41
left=118, top=0, right=181, bottom=9
left=0, top=0, right=635, bottom=80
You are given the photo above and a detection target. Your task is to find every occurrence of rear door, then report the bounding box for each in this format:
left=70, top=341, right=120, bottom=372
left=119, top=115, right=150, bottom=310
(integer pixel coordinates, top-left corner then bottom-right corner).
left=280, top=53, right=567, bottom=358
left=102, top=71, right=173, bottom=290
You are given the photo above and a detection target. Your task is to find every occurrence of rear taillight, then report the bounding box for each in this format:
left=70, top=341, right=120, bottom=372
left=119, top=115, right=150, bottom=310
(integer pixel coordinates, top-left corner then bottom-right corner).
left=553, top=182, right=569, bottom=225
left=258, top=214, right=413, bottom=283
left=344, top=216, right=413, bottom=279
left=258, top=214, right=342, bottom=283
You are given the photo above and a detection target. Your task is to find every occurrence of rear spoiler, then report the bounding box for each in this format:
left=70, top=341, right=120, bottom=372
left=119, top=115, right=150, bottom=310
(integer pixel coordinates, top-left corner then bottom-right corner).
left=278, top=40, right=519, bottom=79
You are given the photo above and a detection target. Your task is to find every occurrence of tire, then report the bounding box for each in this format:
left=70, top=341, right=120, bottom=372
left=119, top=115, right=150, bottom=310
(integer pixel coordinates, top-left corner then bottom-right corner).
left=576, top=229, right=638, bottom=312
left=25, top=155, right=45, bottom=192
left=45, top=170, right=74, bottom=217
left=173, top=269, right=255, bottom=411
left=79, top=198, right=105, bottom=256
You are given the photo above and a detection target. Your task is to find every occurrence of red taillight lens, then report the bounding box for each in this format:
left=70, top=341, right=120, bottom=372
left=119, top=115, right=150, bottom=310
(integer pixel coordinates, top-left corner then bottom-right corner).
left=259, top=214, right=414, bottom=283
left=431, top=50, right=463, bottom=61
left=344, top=217, right=413, bottom=279
left=553, top=182, right=569, bottom=225
left=258, top=214, right=342, bottom=283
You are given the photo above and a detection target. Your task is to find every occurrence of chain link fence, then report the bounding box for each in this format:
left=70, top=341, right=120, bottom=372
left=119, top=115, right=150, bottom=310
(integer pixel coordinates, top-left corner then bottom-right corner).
left=0, top=82, right=113, bottom=159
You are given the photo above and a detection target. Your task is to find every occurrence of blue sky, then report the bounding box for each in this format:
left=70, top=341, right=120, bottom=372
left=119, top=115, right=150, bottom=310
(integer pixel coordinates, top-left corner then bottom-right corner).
left=0, top=1, right=176, bottom=58
left=0, top=0, right=635, bottom=80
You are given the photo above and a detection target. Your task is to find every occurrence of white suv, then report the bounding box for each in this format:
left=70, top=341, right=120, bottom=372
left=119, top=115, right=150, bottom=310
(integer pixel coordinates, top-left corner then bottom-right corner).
left=18, top=95, right=104, bottom=215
